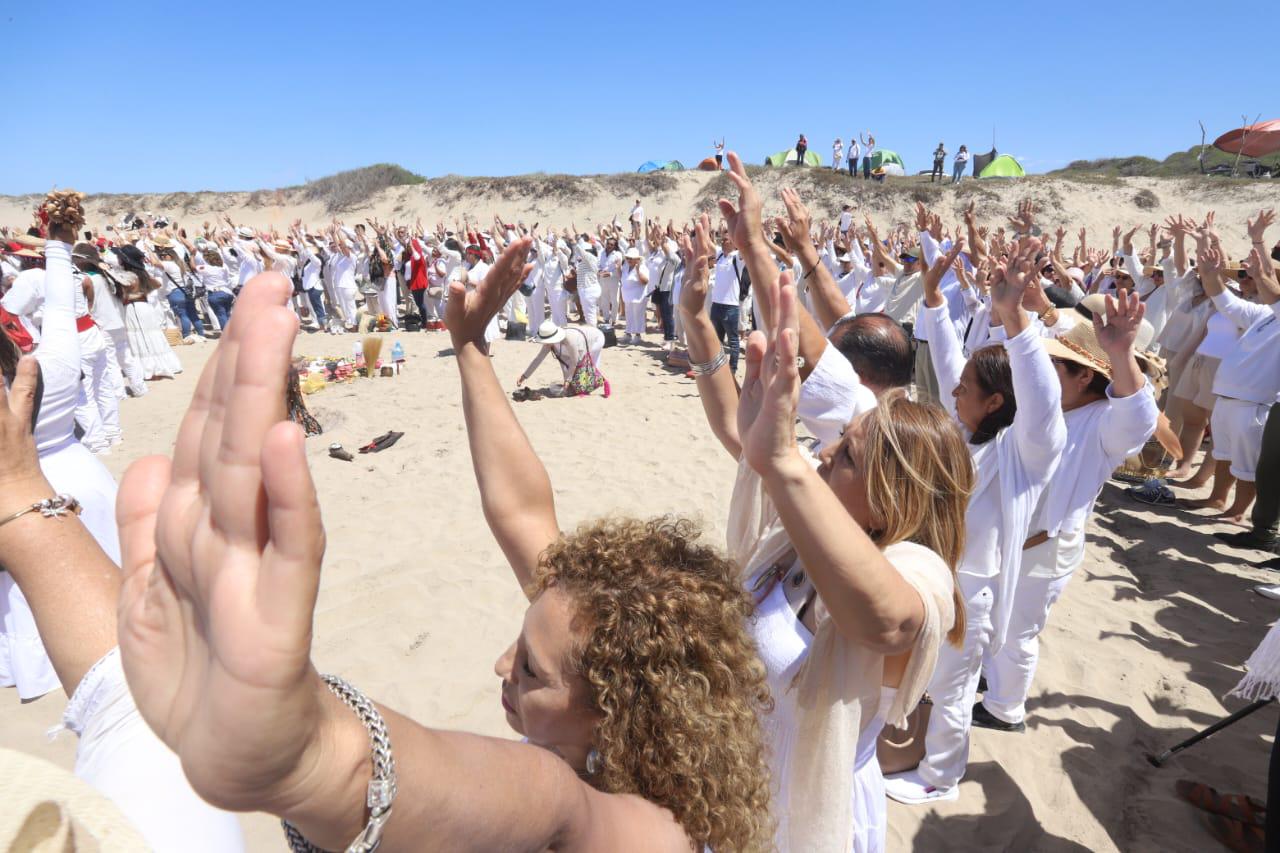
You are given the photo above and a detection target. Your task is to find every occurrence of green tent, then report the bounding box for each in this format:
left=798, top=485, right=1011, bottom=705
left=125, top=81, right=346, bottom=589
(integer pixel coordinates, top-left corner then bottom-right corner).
left=979, top=154, right=1026, bottom=178
left=660, top=160, right=685, bottom=171
left=869, top=149, right=906, bottom=176
left=765, top=149, right=822, bottom=167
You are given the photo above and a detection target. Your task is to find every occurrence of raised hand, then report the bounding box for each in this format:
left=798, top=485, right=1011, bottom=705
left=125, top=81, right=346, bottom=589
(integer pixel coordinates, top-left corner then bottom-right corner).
left=737, top=271, right=802, bottom=475
left=717, top=153, right=762, bottom=250
left=1247, top=208, right=1276, bottom=244
left=990, top=236, right=1044, bottom=320
left=776, top=188, right=813, bottom=257
left=446, top=238, right=534, bottom=348
left=914, top=201, right=929, bottom=233
left=117, top=272, right=331, bottom=816
left=921, top=239, right=966, bottom=308
left=677, top=214, right=716, bottom=318
left=1093, top=289, right=1146, bottom=355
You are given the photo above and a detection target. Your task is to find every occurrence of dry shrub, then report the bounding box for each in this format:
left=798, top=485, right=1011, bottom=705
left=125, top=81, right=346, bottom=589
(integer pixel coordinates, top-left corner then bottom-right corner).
left=301, top=163, right=425, bottom=213
left=1133, top=188, right=1160, bottom=210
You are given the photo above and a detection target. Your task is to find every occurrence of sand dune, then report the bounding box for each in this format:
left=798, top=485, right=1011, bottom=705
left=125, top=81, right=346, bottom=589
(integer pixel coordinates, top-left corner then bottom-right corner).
left=3, top=170, right=1278, bottom=259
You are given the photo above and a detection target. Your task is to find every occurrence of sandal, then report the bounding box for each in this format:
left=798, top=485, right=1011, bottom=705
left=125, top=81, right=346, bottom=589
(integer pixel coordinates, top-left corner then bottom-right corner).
left=1199, top=812, right=1266, bottom=853
left=1129, top=479, right=1176, bottom=506
left=358, top=431, right=404, bottom=454
left=1177, top=780, right=1266, bottom=826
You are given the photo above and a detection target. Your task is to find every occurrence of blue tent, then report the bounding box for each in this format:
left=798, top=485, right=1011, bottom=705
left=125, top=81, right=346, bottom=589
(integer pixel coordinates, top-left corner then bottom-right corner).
left=637, top=161, right=662, bottom=173
left=637, top=160, right=685, bottom=173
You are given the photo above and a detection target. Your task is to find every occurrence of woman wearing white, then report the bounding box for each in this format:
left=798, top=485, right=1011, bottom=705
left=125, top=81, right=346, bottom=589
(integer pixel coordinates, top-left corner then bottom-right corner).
left=884, top=235, right=1067, bottom=805
left=113, top=244, right=182, bottom=381
left=76, top=243, right=139, bottom=399
left=0, top=209, right=122, bottom=701
left=619, top=247, right=650, bottom=344
left=977, top=292, right=1159, bottom=731
left=684, top=158, right=972, bottom=852
left=571, top=234, right=602, bottom=326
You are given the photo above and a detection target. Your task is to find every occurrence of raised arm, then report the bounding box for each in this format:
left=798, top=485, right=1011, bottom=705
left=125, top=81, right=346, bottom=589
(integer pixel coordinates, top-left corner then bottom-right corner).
left=737, top=276, right=926, bottom=654
left=679, top=215, right=742, bottom=459
left=990, top=237, right=1066, bottom=475
left=114, top=271, right=681, bottom=853
left=447, top=239, right=561, bottom=590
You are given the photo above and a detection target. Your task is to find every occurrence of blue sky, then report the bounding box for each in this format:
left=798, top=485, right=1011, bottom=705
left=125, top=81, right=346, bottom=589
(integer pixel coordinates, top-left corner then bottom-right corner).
left=2, top=0, right=1276, bottom=194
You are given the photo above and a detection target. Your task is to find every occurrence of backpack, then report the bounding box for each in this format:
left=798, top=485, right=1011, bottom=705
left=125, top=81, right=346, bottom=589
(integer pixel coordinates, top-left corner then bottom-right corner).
left=368, top=247, right=386, bottom=280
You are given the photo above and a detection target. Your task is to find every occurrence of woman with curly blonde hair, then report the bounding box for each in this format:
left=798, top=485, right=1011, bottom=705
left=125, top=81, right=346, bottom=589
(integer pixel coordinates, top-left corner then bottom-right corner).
left=114, top=239, right=774, bottom=853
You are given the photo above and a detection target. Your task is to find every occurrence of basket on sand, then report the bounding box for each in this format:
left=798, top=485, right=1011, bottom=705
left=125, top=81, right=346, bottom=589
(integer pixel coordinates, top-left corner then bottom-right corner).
left=164, top=328, right=184, bottom=347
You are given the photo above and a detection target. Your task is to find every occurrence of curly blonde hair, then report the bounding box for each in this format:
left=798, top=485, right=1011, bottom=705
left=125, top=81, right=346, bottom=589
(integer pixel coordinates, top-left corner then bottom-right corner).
left=530, top=516, right=774, bottom=852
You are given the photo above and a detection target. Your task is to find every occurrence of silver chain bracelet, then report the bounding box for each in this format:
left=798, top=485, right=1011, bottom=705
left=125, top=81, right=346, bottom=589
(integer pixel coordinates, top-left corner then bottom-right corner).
left=282, top=675, right=397, bottom=853
left=689, top=347, right=729, bottom=376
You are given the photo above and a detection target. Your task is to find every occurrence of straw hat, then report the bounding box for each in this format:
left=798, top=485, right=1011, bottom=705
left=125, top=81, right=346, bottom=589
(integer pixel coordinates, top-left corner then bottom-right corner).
left=1044, top=322, right=1113, bottom=378
left=152, top=234, right=173, bottom=248
left=273, top=239, right=294, bottom=254
left=1075, top=294, right=1156, bottom=352
left=536, top=320, right=566, bottom=345
left=72, top=242, right=102, bottom=266
left=5, top=242, right=41, bottom=259
left=624, top=247, right=641, bottom=260
left=0, top=747, right=148, bottom=849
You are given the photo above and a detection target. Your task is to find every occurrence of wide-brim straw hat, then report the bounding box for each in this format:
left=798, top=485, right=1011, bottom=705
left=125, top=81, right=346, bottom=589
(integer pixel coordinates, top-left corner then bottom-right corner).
left=536, top=320, right=566, bottom=345
left=152, top=235, right=173, bottom=248
left=1046, top=309, right=1163, bottom=384
left=273, top=239, right=294, bottom=254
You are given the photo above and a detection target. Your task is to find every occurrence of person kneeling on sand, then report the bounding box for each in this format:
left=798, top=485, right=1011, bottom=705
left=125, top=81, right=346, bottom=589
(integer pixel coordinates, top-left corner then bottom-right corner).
left=517, top=319, right=609, bottom=397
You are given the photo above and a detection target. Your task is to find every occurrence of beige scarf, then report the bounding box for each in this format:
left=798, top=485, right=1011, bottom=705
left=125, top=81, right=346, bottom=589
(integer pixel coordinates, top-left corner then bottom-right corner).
left=727, top=456, right=954, bottom=852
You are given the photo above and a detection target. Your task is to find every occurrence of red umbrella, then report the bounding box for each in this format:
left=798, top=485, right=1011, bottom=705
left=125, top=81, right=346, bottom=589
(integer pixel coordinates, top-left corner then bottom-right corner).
left=1213, top=119, right=1280, bottom=157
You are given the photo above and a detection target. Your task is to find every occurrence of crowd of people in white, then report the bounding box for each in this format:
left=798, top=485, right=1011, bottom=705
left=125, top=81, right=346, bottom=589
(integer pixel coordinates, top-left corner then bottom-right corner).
left=1, top=155, right=1278, bottom=852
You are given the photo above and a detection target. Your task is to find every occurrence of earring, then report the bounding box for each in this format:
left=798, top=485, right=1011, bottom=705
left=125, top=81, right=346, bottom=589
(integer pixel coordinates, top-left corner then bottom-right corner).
left=585, top=748, right=602, bottom=776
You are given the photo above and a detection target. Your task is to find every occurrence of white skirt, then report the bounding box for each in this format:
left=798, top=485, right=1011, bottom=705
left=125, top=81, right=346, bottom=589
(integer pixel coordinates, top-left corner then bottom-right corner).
left=0, top=439, right=121, bottom=699
left=125, top=301, right=183, bottom=380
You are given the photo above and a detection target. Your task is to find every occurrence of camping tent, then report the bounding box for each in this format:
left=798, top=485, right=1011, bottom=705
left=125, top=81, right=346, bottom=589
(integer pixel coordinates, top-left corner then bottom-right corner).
left=972, top=149, right=997, bottom=178
left=638, top=160, right=685, bottom=172
left=869, top=149, right=906, bottom=176
left=765, top=149, right=823, bottom=167
left=979, top=154, right=1026, bottom=178
left=697, top=157, right=719, bottom=171
left=1214, top=119, right=1280, bottom=158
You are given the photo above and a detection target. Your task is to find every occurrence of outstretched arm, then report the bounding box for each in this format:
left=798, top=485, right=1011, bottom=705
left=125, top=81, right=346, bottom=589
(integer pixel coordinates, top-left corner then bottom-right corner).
left=679, top=214, right=742, bottom=459
left=448, top=238, right=561, bottom=591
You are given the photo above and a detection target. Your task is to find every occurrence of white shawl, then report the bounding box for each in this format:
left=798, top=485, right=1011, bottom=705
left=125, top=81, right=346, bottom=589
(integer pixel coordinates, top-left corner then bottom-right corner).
left=727, top=457, right=954, bottom=852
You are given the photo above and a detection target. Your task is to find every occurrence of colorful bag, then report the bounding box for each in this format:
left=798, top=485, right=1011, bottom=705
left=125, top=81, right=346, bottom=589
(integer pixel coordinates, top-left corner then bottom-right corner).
left=567, top=332, right=610, bottom=398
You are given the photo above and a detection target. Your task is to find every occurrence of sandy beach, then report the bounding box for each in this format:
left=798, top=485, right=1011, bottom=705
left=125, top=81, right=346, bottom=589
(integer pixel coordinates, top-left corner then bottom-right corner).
left=1, top=317, right=1276, bottom=851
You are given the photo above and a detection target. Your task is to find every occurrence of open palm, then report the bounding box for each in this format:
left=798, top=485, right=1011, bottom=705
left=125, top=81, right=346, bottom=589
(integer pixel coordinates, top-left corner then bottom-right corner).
left=737, top=271, right=803, bottom=474
left=116, top=272, right=328, bottom=815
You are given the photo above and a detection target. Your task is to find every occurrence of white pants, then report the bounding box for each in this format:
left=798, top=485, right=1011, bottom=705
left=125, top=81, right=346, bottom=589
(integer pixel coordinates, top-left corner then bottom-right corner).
left=424, top=290, right=444, bottom=322
left=106, top=327, right=144, bottom=397
left=529, top=284, right=549, bottom=331
left=599, top=275, right=619, bottom=324
left=623, top=285, right=648, bottom=335
left=75, top=328, right=118, bottom=450
left=578, top=285, right=600, bottom=328
left=64, top=649, right=245, bottom=852
left=337, top=286, right=359, bottom=327
left=375, top=277, right=398, bottom=327
left=550, top=287, right=568, bottom=327
left=981, top=536, right=1081, bottom=725
left=918, top=572, right=995, bottom=792
left=1211, top=397, right=1270, bottom=481
left=506, top=290, right=527, bottom=326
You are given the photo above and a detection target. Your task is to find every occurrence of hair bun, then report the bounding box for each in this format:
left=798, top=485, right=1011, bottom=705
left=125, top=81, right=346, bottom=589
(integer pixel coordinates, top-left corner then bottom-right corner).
left=42, top=189, right=87, bottom=233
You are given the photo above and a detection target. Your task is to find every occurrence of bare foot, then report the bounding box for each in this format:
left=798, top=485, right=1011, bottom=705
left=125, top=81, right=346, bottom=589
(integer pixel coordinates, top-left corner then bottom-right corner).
left=1214, top=512, right=1249, bottom=527
left=1169, top=478, right=1211, bottom=491
left=1185, top=497, right=1227, bottom=510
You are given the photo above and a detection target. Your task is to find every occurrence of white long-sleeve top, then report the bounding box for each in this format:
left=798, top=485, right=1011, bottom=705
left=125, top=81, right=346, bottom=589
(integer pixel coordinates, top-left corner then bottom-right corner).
left=1154, top=268, right=1211, bottom=355
left=1209, top=291, right=1280, bottom=404
left=191, top=254, right=234, bottom=295
left=923, top=304, right=1066, bottom=653
left=296, top=243, right=323, bottom=292
left=1030, top=380, right=1158, bottom=542
left=232, top=240, right=263, bottom=288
